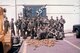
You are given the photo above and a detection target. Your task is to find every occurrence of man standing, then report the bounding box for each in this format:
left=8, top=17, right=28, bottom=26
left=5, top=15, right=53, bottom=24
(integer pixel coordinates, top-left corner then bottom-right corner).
left=10, top=18, right=15, bottom=36
left=59, top=15, right=66, bottom=32
left=49, top=16, right=55, bottom=27
left=55, top=16, right=59, bottom=31
left=59, top=15, right=66, bottom=38
left=15, top=17, right=22, bottom=36
left=4, top=18, right=10, bottom=34
left=21, top=19, right=26, bottom=37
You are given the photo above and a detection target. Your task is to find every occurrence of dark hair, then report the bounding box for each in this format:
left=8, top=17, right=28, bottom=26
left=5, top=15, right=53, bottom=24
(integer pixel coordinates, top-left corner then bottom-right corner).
left=4, top=8, right=6, bottom=12
left=11, top=18, right=14, bottom=20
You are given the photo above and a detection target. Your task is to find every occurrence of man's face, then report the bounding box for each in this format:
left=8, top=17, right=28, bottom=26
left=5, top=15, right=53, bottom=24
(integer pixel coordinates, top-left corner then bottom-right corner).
left=51, top=16, right=53, bottom=19
left=56, top=17, right=58, bottom=19
left=61, top=16, right=63, bottom=18
left=11, top=19, right=14, bottom=22
left=4, top=18, right=7, bottom=21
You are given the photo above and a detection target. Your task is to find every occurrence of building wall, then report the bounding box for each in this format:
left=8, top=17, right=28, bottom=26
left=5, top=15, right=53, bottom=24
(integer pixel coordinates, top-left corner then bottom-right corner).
left=46, top=6, right=80, bottom=30
left=0, top=0, right=80, bottom=30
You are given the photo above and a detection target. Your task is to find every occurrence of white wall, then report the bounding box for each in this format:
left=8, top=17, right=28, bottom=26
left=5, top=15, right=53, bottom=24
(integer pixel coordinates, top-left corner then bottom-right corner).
left=46, top=6, right=80, bottom=30
left=0, top=0, right=80, bottom=30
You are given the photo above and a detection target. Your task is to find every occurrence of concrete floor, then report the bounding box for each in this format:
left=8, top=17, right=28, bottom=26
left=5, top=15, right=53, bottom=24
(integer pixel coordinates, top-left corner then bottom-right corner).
left=19, top=33, right=80, bottom=53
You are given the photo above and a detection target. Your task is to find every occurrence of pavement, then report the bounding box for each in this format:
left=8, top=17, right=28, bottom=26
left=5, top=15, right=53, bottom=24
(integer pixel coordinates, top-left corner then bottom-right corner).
left=19, top=33, right=80, bottom=53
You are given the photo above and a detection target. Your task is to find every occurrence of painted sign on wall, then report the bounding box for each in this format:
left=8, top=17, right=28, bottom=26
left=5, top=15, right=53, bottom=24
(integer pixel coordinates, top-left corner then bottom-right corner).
left=23, top=5, right=46, bottom=18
